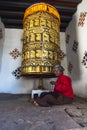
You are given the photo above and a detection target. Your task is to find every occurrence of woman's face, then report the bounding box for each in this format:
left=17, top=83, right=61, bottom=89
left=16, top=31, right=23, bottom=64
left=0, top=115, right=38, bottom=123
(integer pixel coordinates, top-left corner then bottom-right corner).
left=53, top=68, right=62, bottom=76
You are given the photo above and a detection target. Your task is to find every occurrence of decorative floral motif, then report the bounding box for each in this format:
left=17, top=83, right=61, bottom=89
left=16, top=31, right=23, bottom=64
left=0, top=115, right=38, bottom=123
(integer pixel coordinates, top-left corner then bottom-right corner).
left=72, top=40, right=78, bottom=53
left=12, top=67, right=21, bottom=79
left=81, top=51, right=87, bottom=68
left=9, top=48, right=21, bottom=59
left=66, top=34, right=70, bottom=44
left=59, top=50, right=66, bottom=60
left=78, top=12, right=87, bottom=27
left=68, top=62, right=73, bottom=74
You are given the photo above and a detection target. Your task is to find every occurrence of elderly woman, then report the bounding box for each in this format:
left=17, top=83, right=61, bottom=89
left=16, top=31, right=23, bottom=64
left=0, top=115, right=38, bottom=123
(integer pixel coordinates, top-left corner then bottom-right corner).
left=33, top=65, right=74, bottom=107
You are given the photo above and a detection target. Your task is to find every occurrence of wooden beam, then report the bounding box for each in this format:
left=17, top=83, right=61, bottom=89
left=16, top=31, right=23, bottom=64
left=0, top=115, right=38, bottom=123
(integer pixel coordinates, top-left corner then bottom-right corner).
left=1, top=15, right=72, bottom=22
left=0, top=10, right=23, bottom=19
left=2, top=18, right=68, bottom=28
left=0, top=1, right=77, bottom=12
left=0, top=0, right=82, bottom=7
left=0, top=8, right=75, bottom=19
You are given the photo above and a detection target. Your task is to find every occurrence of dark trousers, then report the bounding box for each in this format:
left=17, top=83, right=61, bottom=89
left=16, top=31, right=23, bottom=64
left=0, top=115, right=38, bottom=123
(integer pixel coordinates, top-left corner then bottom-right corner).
left=34, top=92, right=73, bottom=107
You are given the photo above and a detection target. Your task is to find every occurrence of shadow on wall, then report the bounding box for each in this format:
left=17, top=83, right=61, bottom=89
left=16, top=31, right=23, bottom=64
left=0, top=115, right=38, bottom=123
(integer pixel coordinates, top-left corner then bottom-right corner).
left=65, top=15, right=81, bottom=81
left=20, top=76, right=39, bottom=91
left=0, top=18, right=5, bottom=72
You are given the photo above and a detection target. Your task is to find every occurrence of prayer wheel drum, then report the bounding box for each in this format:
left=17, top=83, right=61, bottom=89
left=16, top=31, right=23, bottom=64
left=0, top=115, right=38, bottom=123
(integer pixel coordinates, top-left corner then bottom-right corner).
left=21, top=3, right=61, bottom=77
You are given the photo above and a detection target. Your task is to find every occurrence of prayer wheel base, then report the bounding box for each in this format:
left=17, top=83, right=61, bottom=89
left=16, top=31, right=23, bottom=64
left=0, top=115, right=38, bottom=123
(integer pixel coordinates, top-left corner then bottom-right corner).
left=38, top=77, right=44, bottom=90
left=21, top=73, right=56, bottom=78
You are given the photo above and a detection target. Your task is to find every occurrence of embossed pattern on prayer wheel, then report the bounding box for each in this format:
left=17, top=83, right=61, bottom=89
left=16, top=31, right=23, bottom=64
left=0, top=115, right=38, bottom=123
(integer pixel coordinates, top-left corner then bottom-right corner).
left=21, top=3, right=61, bottom=76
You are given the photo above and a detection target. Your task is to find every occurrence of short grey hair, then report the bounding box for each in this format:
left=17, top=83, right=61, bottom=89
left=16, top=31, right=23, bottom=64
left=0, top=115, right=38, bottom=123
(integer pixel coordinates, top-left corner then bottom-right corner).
left=53, top=65, right=65, bottom=73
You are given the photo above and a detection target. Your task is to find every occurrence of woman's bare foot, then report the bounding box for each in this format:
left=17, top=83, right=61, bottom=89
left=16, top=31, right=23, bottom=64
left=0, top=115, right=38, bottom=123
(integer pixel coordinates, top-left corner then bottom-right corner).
left=33, top=101, right=39, bottom=106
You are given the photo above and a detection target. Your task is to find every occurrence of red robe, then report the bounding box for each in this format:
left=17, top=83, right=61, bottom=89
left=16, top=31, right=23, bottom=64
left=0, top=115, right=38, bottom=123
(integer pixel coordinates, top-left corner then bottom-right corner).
left=53, top=74, right=74, bottom=98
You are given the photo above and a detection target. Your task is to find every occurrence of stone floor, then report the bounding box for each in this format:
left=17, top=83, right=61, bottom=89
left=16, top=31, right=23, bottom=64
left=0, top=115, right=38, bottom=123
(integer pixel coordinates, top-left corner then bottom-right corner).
left=0, top=93, right=87, bottom=130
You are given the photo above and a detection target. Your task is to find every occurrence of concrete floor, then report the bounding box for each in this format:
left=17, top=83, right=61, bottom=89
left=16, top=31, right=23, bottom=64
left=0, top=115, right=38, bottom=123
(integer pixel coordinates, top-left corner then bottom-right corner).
left=0, top=94, right=87, bottom=130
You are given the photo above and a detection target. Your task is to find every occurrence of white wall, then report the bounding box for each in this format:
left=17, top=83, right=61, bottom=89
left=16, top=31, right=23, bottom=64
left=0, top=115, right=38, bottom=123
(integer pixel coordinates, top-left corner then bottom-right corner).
left=0, top=28, right=66, bottom=94
left=66, top=0, right=87, bottom=98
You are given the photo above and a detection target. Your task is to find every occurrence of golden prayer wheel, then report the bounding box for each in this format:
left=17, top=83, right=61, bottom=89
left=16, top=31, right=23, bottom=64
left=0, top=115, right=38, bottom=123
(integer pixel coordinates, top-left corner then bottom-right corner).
left=21, top=3, right=61, bottom=78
